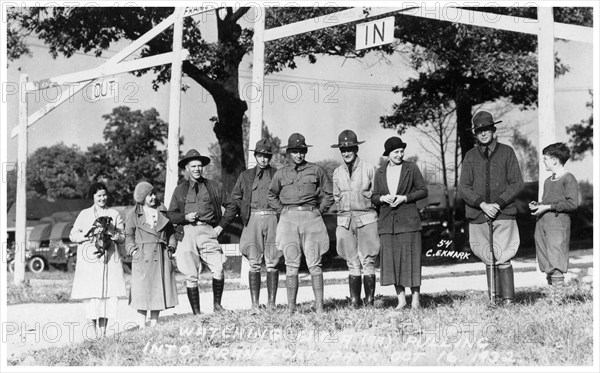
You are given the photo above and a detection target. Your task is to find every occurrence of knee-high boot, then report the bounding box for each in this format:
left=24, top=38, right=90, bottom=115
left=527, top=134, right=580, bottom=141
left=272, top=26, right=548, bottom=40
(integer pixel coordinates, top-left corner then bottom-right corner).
left=248, top=271, right=261, bottom=309
left=312, top=273, right=324, bottom=314
left=286, top=274, right=299, bottom=314
left=486, top=265, right=501, bottom=304
left=212, top=278, right=226, bottom=313
left=186, top=287, right=201, bottom=315
left=499, top=265, right=515, bottom=306
left=267, top=271, right=279, bottom=310
left=363, top=274, right=376, bottom=307
left=348, top=275, right=362, bottom=308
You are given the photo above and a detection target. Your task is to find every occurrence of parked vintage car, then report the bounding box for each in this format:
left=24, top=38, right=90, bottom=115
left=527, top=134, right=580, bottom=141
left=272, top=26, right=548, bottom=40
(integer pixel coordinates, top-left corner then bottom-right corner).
left=25, top=212, right=79, bottom=273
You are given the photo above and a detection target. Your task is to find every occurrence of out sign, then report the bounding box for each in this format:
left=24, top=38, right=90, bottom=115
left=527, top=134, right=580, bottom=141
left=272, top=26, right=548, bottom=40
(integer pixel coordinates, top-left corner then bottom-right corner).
left=355, top=17, right=395, bottom=51
left=89, top=78, right=118, bottom=101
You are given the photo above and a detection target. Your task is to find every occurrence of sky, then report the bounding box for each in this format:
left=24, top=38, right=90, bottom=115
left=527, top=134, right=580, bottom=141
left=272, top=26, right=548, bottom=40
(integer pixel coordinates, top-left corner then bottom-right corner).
left=3, top=5, right=596, bottom=186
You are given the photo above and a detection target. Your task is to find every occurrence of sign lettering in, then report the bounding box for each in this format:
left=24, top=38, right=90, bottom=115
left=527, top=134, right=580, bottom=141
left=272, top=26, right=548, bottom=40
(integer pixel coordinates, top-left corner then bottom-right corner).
left=355, top=16, right=395, bottom=50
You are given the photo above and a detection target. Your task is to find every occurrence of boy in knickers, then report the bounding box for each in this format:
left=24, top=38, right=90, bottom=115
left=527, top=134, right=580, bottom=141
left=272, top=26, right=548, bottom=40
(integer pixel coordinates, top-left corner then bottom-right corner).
left=530, top=142, right=579, bottom=302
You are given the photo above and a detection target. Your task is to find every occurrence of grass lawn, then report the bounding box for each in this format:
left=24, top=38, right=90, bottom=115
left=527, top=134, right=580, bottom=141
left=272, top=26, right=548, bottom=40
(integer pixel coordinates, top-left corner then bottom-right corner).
left=12, top=282, right=594, bottom=366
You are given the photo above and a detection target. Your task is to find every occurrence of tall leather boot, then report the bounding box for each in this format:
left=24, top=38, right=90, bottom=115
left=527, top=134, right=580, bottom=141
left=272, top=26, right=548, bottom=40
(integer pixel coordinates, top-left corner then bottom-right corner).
left=348, top=275, right=362, bottom=308
left=363, top=274, right=376, bottom=307
left=212, top=278, right=226, bottom=313
left=267, top=271, right=279, bottom=310
left=485, top=265, right=501, bottom=305
left=550, top=273, right=565, bottom=304
left=286, top=274, right=299, bottom=314
left=248, top=271, right=261, bottom=309
left=312, top=273, right=324, bottom=314
left=499, top=265, right=515, bottom=306
left=186, top=287, right=201, bottom=315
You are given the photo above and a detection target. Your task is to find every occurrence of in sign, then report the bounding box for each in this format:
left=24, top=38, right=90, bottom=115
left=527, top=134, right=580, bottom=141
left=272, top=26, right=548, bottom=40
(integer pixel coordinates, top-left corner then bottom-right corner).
left=355, top=16, right=395, bottom=51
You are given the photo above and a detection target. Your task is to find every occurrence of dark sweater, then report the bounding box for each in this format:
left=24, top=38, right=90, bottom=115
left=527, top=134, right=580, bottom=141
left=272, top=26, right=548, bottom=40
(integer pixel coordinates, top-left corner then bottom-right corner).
left=541, top=172, right=579, bottom=214
left=459, top=142, right=524, bottom=224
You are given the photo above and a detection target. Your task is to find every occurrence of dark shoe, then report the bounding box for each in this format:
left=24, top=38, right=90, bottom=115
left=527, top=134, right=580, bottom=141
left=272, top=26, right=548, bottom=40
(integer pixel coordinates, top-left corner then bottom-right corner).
left=249, top=271, right=262, bottom=309
left=286, top=274, right=299, bottom=314
left=186, top=287, right=201, bottom=315
left=499, top=265, right=515, bottom=306
left=312, top=274, right=324, bottom=314
left=212, top=278, right=226, bottom=313
left=486, top=265, right=502, bottom=305
left=363, top=275, right=376, bottom=307
left=348, top=275, right=362, bottom=308
left=266, top=271, right=279, bottom=310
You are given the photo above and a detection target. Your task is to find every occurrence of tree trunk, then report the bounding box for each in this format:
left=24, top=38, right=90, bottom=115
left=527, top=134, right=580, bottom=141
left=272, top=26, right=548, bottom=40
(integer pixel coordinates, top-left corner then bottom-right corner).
left=213, top=94, right=247, bottom=194
left=455, top=97, right=474, bottom=161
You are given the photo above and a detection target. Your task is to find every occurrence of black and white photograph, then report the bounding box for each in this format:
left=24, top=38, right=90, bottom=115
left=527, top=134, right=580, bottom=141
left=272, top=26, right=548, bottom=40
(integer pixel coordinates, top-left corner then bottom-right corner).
left=1, top=1, right=598, bottom=369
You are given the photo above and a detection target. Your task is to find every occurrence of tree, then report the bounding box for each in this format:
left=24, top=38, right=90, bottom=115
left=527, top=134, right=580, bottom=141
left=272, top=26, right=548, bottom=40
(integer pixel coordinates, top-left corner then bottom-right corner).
left=26, top=143, right=90, bottom=199
left=8, top=7, right=253, bottom=193
left=8, top=6, right=592, bottom=191
left=7, top=6, right=388, bottom=193
left=380, top=7, right=591, bottom=159
left=511, top=129, right=539, bottom=182
left=207, top=115, right=284, bottom=180
left=567, top=92, right=593, bottom=161
left=87, top=106, right=173, bottom=205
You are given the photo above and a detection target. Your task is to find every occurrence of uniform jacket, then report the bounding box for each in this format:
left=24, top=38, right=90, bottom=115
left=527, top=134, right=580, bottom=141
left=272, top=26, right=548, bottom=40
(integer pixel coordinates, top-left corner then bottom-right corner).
left=166, top=178, right=237, bottom=239
left=231, top=166, right=278, bottom=226
left=333, top=156, right=378, bottom=228
left=459, top=141, right=524, bottom=224
left=268, top=161, right=334, bottom=214
left=371, top=161, right=428, bottom=234
left=125, top=204, right=178, bottom=311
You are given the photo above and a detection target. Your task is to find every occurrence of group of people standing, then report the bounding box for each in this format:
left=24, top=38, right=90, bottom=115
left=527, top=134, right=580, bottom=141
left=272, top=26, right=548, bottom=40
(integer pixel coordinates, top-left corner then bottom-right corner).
left=69, top=110, right=579, bottom=336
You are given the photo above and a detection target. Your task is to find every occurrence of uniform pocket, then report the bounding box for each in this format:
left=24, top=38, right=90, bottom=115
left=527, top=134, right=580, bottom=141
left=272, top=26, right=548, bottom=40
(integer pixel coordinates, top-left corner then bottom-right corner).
left=300, top=175, right=318, bottom=194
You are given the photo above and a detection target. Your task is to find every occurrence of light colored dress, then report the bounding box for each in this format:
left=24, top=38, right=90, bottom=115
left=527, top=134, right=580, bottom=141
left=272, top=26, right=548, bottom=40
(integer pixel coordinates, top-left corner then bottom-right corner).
left=70, top=205, right=127, bottom=319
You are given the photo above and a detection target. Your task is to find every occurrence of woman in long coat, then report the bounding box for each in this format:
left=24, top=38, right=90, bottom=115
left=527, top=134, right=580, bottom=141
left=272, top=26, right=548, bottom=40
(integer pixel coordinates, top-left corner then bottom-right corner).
left=70, top=183, right=127, bottom=338
left=125, top=181, right=178, bottom=328
left=372, top=137, right=428, bottom=310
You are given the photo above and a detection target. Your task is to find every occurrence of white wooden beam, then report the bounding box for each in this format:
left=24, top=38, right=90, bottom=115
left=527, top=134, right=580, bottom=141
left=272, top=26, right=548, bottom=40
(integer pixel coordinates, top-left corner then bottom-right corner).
left=164, top=8, right=185, bottom=207
left=554, top=22, right=594, bottom=44
left=11, top=81, right=93, bottom=138
left=537, top=7, right=556, bottom=199
left=265, top=7, right=405, bottom=42
left=248, top=8, right=266, bottom=170
left=265, top=7, right=593, bottom=44
left=109, top=13, right=176, bottom=64
left=14, top=74, right=28, bottom=285
left=12, top=11, right=180, bottom=138
left=25, top=50, right=189, bottom=91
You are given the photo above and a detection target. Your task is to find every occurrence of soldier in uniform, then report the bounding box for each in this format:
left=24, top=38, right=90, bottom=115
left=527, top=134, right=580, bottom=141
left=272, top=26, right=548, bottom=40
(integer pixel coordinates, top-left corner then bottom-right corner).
left=231, top=139, right=282, bottom=310
left=167, top=149, right=237, bottom=314
left=331, top=130, right=380, bottom=308
left=268, top=133, right=334, bottom=314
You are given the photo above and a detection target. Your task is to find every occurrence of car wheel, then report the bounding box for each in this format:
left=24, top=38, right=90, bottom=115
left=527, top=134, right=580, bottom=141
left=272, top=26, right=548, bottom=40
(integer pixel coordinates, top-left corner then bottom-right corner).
left=28, top=257, right=46, bottom=274
left=67, top=256, right=77, bottom=272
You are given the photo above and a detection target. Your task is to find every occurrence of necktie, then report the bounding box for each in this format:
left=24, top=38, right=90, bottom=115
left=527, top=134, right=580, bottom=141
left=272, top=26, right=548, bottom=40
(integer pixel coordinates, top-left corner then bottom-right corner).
left=483, top=147, right=489, bottom=159
left=257, top=169, right=264, bottom=180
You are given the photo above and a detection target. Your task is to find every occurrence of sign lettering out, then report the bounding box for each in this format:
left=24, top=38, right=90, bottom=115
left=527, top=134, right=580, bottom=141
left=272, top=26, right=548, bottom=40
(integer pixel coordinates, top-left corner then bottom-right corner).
left=355, top=16, right=395, bottom=50
left=89, top=78, right=118, bottom=101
